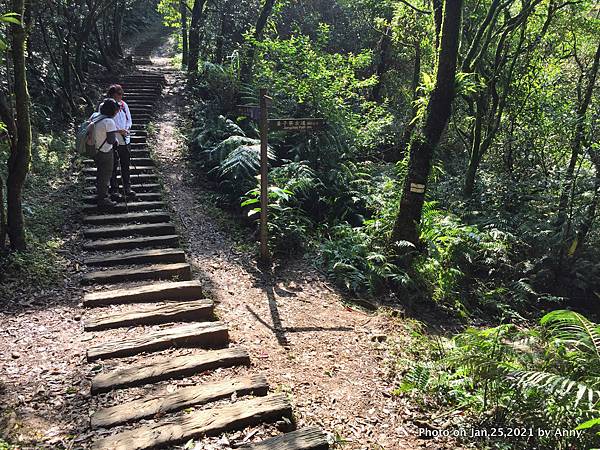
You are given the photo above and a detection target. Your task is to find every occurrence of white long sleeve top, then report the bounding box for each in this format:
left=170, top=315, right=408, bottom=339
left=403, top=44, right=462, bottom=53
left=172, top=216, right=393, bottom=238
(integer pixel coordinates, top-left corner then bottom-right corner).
left=98, top=100, right=132, bottom=145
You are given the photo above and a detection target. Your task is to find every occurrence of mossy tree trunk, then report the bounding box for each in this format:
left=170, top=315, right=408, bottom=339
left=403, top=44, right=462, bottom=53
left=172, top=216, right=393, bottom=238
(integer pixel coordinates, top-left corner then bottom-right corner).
left=188, top=0, right=207, bottom=73
left=390, top=0, right=462, bottom=248
left=6, top=0, right=32, bottom=251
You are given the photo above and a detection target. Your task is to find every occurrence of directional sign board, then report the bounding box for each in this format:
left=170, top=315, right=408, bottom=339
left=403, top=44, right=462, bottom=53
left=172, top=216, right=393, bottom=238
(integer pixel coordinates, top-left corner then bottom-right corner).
left=236, top=104, right=261, bottom=121
left=268, top=118, right=325, bottom=131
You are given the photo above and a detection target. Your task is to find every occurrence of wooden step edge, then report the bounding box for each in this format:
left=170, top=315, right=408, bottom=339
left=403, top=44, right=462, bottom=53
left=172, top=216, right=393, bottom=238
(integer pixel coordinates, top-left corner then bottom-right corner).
left=241, top=427, right=330, bottom=449
left=80, top=262, right=191, bottom=285
left=84, top=248, right=185, bottom=267
left=83, top=280, right=203, bottom=307
left=84, top=299, right=213, bottom=331
left=91, top=347, right=250, bottom=394
left=90, top=373, right=269, bottom=428
left=86, top=322, right=228, bottom=361
left=91, top=393, right=293, bottom=450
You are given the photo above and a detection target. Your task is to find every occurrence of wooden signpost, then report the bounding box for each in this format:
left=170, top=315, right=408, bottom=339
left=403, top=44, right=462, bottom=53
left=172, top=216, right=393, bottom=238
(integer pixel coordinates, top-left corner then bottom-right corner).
left=237, top=90, right=324, bottom=265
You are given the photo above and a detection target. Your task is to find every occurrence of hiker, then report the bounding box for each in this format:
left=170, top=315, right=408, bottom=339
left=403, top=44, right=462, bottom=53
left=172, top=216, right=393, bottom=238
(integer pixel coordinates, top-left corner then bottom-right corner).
left=92, top=98, right=120, bottom=209
left=105, top=84, right=135, bottom=200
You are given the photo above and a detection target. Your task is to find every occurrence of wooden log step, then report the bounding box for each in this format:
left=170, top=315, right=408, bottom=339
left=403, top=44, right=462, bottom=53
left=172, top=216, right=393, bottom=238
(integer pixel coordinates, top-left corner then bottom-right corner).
left=84, top=174, right=158, bottom=184
left=83, top=234, right=178, bottom=252
left=83, top=193, right=162, bottom=204
left=90, top=373, right=268, bottom=428
left=84, top=299, right=213, bottom=331
left=86, top=322, right=228, bottom=361
left=81, top=262, right=191, bottom=285
left=242, top=428, right=330, bottom=450
left=82, top=201, right=165, bottom=214
left=91, top=347, right=250, bottom=394
left=83, top=280, right=203, bottom=307
left=83, top=184, right=160, bottom=195
left=84, top=248, right=185, bottom=267
left=83, top=210, right=169, bottom=225
left=83, top=222, right=174, bottom=239
left=123, top=103, right=154, bottom=109
left=83, top=166, right=154, bottom=175
left=91, top=393, right=292, bottom=450
left=129, top=136, right=147, bottom=144
left=123, top=88, right=160, bottom=93
left=130, top=150, right=151, bottom=158
left=82, top=157, right=153, bottom=166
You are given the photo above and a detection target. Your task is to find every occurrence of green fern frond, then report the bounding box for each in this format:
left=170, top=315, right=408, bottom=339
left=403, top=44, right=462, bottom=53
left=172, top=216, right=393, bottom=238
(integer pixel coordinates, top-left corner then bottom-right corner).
left=219, top=144, right=276, bottom=180
left=508, top=370, right=600, bottom=409
left=541, top=310, right=600, bottom=361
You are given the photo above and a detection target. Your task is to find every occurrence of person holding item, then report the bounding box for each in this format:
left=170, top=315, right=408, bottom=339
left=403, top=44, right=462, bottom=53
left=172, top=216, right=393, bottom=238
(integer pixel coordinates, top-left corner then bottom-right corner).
left=106, top=84, right=135, bottom=200
left=91, top=98, right=120, bottom=209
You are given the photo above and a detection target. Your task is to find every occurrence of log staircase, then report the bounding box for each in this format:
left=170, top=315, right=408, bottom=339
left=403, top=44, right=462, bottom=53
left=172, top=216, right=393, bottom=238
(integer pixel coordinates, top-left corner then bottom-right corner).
left=80, top=40, right=329, bottom=450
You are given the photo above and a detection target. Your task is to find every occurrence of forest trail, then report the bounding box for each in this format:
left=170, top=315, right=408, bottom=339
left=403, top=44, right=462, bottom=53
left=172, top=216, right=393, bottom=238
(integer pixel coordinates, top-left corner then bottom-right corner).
left=79, top=38, right=330, bottom=449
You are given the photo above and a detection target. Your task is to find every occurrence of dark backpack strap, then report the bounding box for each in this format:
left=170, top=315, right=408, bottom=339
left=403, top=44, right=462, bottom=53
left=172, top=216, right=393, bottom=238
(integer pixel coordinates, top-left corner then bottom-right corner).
left=96, top=137, right=108, bottom=151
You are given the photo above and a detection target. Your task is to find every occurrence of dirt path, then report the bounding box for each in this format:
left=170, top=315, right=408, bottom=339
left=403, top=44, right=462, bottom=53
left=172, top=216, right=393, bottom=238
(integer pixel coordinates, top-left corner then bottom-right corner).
left=0, top=41, right=452, bottom=450
left=148, top=57, right=429, bottom=449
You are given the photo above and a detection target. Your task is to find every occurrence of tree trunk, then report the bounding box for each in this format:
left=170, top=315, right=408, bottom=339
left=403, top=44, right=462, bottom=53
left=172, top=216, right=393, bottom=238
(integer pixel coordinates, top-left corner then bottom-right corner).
left=6, top=0, right=32, bottom=251
left=215, top=0, right=232, bottom=64
left=180, top=0, right=188, bottom=68
left=188, top=0, right=207, bottom=73
left=397, top=41, right=421, bottom=159
left=372, top=26, right=392, bottom=102
left=240, top=0, right=277, bottom=85
left=111, top=0, right=124, bottom=58
left=0, top=175, right=6, bottom=250
left=391, top=0, right=462, bottom=247
left=556, top=40, right=600, bottom=225
left=94, top=22, right=113, bottom=71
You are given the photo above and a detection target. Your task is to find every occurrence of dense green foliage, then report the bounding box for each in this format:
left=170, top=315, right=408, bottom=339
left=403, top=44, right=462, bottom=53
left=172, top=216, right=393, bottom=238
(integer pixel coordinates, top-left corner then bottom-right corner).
left=154, top=1, right=600, bottom=446
left=392, top=310, right=600, bottom=448
left=173, top=0, right=599, bottom=319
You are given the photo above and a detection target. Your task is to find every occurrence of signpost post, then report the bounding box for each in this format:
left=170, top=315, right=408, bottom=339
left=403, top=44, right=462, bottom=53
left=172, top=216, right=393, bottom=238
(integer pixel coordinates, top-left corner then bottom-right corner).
left=259, top=89, right=270, bottom=265
left=237, top=91, right=324, bottom=266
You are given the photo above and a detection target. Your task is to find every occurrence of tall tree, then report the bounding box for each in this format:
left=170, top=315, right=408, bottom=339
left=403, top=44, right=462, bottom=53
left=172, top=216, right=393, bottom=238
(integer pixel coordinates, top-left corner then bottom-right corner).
left=5, top=0, right=32, bottom=250
left=180, top=0, right=188, bottom=67
left=391, top=0, right=463, bottom=247
left=187, top=0, right=207, bottom=73
left=240, top=0, right=277, bottom=84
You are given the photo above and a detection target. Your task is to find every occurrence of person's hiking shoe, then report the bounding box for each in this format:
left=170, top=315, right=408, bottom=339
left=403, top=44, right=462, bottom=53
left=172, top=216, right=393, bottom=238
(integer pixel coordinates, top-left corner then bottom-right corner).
left=110, top=191, right=124, bottom=202
left=97, top=198, right=117, bottom=210
left=124, top=188, right=137, bottom=199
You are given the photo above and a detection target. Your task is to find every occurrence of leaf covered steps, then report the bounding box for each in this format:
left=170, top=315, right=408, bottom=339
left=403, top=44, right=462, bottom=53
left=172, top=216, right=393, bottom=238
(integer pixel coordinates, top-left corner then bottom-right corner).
left=92, top=393, right=292, bottom=450
left=84, top=280, right=203, bottom=307
left=83, top=158, right=152, bottom=168
left=83, top=166, right=154, bottom=175
left=83, top=192, right=162, bottom=205
left=86, top=321, right=228, bottom=361
left=91, top=347, right=250, bottom=393
left=83, top=234, right=178, bottom=252
left=84, top=299, right=214, bottom=331
left=84, top=248, right=185, bottom=267
left=84, top=173, right=158, bottom=184
left=242, top=427, right=330, bottom=450
left=81, top=262, right=191, bottom=285
left=90, top=374, right=268, bottom=428
left=82, top=201, right=165, bottom=215
left=83, top=210, right=169, bottom=225
left=84, top=182, right=159, bottom=195
left=83, top=222, right=175, bottom=239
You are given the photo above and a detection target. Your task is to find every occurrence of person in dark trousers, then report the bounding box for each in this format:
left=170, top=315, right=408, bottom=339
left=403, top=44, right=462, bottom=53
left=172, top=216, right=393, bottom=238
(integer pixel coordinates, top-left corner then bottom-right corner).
left=92, top=99, right=120, bottom=209
left=105, top=84, right=135, bottom=200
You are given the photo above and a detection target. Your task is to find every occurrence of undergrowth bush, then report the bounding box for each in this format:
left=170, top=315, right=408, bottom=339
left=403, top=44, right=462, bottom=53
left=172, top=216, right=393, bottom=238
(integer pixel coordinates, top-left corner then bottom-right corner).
left=391, top=310, right=600, bottom=449
left=0, top=132, right=75, bottom=295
